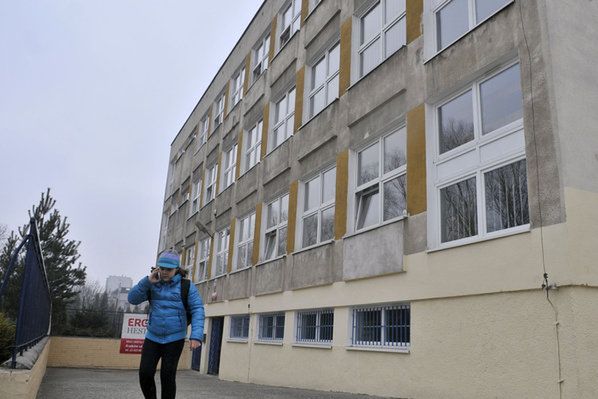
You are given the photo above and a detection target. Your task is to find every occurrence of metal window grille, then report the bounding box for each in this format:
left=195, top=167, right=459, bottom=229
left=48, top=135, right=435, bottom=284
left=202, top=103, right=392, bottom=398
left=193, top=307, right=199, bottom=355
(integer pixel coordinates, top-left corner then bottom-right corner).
left=258, top=313, right=285, bottom=341
left=352, top=304, right=410, bottom=348
left=296, top=309, right=334, bottom=343
left=230, top=315, right=250, bottom=339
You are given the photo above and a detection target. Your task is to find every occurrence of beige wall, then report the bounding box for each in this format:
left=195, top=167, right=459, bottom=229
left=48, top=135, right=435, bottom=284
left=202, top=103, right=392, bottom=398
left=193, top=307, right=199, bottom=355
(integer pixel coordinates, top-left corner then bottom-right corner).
left=0, top=338, right=50, bottom=399
left=47, top=337, right=191, bottom=370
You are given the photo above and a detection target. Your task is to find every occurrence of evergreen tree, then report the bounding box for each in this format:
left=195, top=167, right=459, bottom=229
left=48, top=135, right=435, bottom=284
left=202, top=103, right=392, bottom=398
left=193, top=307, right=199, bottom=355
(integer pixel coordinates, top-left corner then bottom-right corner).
left=0, top=189, right=86, bottom=333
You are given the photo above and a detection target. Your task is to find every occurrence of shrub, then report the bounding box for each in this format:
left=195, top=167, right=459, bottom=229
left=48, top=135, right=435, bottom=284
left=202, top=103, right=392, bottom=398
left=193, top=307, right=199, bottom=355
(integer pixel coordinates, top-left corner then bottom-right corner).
left=0, top=313, right=16, bottom=363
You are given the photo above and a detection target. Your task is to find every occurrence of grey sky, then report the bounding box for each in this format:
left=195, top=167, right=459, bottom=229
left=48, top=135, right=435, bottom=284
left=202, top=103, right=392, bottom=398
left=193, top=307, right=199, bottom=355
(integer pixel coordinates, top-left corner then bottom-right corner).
left=0, top=0, right=263, bottom=287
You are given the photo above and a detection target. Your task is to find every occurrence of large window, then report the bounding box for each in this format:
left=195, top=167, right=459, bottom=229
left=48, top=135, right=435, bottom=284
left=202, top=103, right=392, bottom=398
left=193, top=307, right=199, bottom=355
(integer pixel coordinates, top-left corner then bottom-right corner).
left=184, top=245, right=195, bottom=275
left=264, top=194, right=289, bottom=260
left=231, top=67, right=245, bottom=107
left=271, top=87, right=296, bottom=151
left=214, top=228, right=230, bottom=277
left=190, top=179, right=201, bottom=216
left=235, top=212, right=255, bottom=271
left=244, top=120, right=262, bottom=172
left=431, top=62, right=528, bottom=246
left=195, top=237, right=210, bottom=282
left=309, top=42, right=340, bottom=117
left=301, top=167, right=336, bottom=248
left=214, top=93, right=225, bottom=126
left=199, top=115, right=209, bottom=146
left=296, top=309, right=333, bottom=344
left=279, top=0, right=301, bottom=48
left=230, top=315, right=250, bottom=340
left=352, top=304, right=410, bottom=349
left=354, top=127, right=407, bottom=231
left=258, top=313, right=285, bottom=341
left=434, top=0, right=511, bottom=52
left=222, top=144, right=237, bottom=191
left=356, top=0, right=406, bottom=78
left=204, top=164, right=218, bottom=205
left=253, top=34, right=270, bottom=81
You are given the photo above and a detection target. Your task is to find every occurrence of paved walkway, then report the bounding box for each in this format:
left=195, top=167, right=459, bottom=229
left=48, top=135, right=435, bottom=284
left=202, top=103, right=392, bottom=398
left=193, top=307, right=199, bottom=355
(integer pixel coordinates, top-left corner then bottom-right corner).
left=37, top=368, right=393, bottom=399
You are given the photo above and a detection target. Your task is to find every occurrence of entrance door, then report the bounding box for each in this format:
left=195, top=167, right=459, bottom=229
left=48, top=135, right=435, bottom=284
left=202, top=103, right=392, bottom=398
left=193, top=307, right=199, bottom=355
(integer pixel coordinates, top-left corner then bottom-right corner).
left=207, top=317, right=224, bottom=375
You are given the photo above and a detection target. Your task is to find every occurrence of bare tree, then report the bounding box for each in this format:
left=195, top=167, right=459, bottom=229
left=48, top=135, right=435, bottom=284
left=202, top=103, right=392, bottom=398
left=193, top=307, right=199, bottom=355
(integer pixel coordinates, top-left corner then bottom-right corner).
left=0, top=224, right=7, bottom=243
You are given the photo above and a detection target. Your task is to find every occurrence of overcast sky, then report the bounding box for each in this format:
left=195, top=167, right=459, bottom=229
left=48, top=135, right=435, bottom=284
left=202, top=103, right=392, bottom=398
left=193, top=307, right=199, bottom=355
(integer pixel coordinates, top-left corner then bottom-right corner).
left=0, top=0, right=263, bottom=287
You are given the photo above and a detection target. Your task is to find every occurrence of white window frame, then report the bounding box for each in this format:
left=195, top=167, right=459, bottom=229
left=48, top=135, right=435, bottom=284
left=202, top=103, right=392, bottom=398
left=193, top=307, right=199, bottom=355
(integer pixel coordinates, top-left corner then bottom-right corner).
left=231, top=67, right=245, bottom=107
left=184, top=244, right=195, bottom=274
left=424, top=0, right=513, bottom=60
left=351, top=126, right=407, bottom=232
left=221, top=144, right=237, bottom=192
left=197, top=116, right=209, bottom=150
left=195, top=237, right=210, bottom=282
left=235, top=212, right=255, bottom=271
left=295, top=308, right=334, bottom=344
left=214, top=227, right=230, bottom=277
left=308, top=42, right=340, bottom=118
left=190, top=179, right=201, bottom=217
left=203, top=164, right=218, bottom=205
left=230, top=315, right=250, bottom=340
left=262, top=194, right=289, bottom=261
left=351, top=303, right=410, bottom=349
left=258, top=313, right=285, bottom=342
left=214, top=93, right=225, bottom=126
left=244, top=120, right=263, bottom=173
left=298, top=167, right=336, bottom=249
left=279, top=0, right=301, bottom=49
left=270, top=87, right=296, bottom=152
left=353, top=0, right=406, bottom=81
left=426, top=60, right=528, bottom=249
left=253, top=34, right=270, bottom=82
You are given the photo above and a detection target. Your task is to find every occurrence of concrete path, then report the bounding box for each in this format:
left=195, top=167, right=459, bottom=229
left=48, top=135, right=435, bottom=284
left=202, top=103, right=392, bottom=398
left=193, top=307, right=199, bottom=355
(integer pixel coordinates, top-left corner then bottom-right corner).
left=37, top=368, right=393, bottom=399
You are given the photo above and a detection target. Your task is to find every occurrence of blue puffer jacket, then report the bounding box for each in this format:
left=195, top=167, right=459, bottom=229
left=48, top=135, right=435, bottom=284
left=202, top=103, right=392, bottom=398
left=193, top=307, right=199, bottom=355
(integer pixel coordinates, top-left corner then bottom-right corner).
left=128, top=274, right=205, bottom=344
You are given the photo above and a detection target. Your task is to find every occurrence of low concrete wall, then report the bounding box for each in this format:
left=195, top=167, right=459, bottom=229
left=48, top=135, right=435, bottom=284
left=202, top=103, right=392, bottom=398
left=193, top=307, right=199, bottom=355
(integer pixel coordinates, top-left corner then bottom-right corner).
left=47, top=337, right=191, bottom=370
left=0, top=337, right=50, bottom=399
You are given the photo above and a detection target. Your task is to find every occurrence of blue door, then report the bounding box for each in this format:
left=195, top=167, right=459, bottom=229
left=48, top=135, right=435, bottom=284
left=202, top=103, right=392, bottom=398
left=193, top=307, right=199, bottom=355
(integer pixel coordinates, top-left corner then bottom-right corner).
left=207, top=317, right=224, bottom=375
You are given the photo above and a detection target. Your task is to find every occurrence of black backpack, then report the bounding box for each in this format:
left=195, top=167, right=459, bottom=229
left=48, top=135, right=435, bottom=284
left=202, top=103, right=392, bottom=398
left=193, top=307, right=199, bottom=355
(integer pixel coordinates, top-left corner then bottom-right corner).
left=147, top=278, right=192, bottom=326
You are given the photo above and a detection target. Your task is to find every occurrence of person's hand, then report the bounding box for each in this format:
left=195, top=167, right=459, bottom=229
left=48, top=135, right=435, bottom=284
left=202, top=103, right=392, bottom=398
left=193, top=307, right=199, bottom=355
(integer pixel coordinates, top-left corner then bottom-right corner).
left=148, top=268, right=160, bottom=284
left=189, top=339, right=202, bottom=350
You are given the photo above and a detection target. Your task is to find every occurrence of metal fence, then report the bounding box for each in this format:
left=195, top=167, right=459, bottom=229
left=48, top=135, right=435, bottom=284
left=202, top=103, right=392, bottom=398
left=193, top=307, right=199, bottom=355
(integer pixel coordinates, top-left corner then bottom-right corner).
left=0, top=219, right=52, bottom=368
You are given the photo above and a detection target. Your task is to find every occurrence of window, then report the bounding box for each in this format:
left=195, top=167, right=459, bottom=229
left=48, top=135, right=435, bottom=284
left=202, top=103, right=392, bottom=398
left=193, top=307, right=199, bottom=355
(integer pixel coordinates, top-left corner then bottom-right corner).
left=199, top=116, right=209, bottom=146
left=271, top=87, right=296, bottom=150
left=230, top=315, right=250, bottom=339
left=214, top=93, right=225, bottom=126
left=222, top=144, right=237, bottom=191
left=258, top=313, right=285, bottom=341
left=190, top=180, right=201, bottom=216
left=195, top=237, right=210, bottom=282
left=253, top=34, right=270, bottom=81
left=296, top=309, right=333, bottom=343
left=301, top=167, right=336, bottom=248
left=434, top=0, right=510, bottom=52
left=184, top=245, right=195, bottom=274
left=263, top=194, right=289, bottom=260
left=244, top=120, right=262, bottom=172
left=352, top=304, right=410, bottom=348
left=354, top=127, right=407, bottom=231
left=356, top=0, right=406, bottom=78
left=214, top=228, right=230, bottom=277
left=235, top=213, right=255, bottom=270
left=279, top=0, right=301, bottom=48
left=309, top=43, right=340, bottom=117
left=204, top=164, right=218, bottom=205
left=231, top=67, right=245, bottom=107
left=431, top=62, right=528, bottom=246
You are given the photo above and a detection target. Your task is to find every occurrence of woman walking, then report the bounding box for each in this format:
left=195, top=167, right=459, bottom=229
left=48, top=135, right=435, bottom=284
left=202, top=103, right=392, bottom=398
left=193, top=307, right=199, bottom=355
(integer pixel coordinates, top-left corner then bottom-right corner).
left=128, top=250, right=205, bottom=399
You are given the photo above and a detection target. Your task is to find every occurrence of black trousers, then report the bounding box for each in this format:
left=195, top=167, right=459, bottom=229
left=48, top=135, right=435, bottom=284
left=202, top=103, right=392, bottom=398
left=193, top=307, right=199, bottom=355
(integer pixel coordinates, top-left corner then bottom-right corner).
left=139, top=338, right=185, bottom=399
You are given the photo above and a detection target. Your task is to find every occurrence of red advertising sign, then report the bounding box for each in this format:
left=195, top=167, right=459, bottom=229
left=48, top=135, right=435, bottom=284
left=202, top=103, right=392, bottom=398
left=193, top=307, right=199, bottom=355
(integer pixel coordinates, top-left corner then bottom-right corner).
left=120, top=313, right=148, bottom=354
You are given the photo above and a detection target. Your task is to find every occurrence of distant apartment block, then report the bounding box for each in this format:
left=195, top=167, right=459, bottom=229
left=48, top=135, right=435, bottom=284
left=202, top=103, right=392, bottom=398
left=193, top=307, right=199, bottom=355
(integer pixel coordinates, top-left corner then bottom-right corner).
left=157, top=1, right=598, bottom=398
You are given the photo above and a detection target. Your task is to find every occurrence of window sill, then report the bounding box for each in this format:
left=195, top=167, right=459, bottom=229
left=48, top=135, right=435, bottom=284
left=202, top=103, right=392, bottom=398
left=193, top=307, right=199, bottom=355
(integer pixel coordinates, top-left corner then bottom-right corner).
left=423, top=0, right=515, bottom=64
left=229, top=265, right=251, bottom=275
left=427, top=224, right=531, bottom=254
left=187, top=210, right=198, bottom=221
left=255, top=255, right=286, bottom=268
left=266, top=136, right=292, bottom=157
left=218, top=183, right=234, bottom=197
left=303, top=2, right=323, bottom=24
left=293, top=240, right=334, bottom=256
left=227, top=338, right=248, bottom=344
left=254, top=340, right=283, bottom=346
left=272, top=30, right=299, bottom=63
left=239, top=162, right=260, bottom=179
left=299, top=98, right=339, bottom=131
left=347, top=45, right=406, bottom=92
left=346, top=346, right=410, bottom=354
left=200, top=199, right=214, bottom=209
left=292, top=343, right=332, bottom=350
left=345, top=216, right=407, bottom=240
